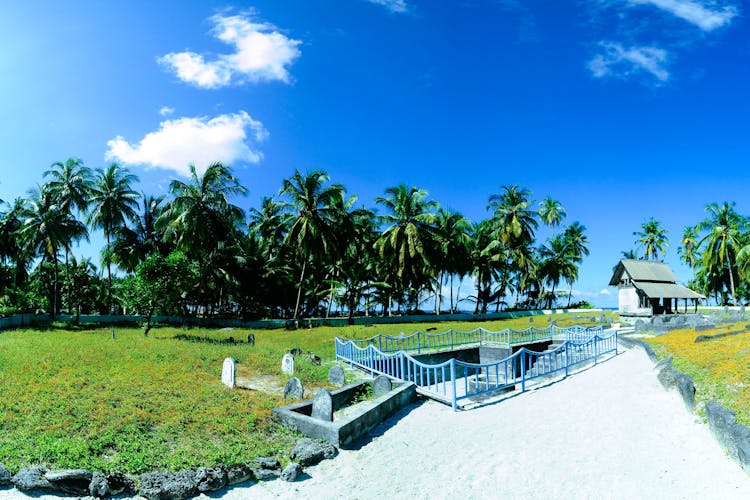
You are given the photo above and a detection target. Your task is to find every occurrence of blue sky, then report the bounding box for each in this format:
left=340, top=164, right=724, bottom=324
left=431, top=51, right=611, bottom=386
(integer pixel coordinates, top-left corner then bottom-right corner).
left=0, top=0, right=748, bottom=308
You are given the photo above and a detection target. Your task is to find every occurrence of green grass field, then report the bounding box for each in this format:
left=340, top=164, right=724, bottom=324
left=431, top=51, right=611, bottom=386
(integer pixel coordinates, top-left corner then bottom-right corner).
left=0, top=311, right=609, bottom=474
left=646, top=323, right=750, bottom=426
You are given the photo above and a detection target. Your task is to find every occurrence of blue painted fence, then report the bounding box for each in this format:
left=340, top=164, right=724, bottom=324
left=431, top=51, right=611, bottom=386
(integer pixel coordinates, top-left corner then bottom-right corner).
left=335, top=325, right=618, bottom=410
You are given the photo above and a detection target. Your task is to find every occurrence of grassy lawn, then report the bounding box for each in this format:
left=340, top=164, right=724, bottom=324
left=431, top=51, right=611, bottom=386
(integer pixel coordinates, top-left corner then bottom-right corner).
left=645, top=323, right=750, bottom=426
left=0, top=311, right=609, bottom=474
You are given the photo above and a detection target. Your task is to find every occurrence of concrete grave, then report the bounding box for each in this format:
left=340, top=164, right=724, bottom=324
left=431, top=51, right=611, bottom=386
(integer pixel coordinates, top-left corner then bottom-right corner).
left=328, top=365, right=345, bottom=387
left=372, top=375, right=392, bottom=397
left=221, top=358, right=236, bottom=388
left=282, top=353, right=295, bottom=375
left=284, top=377, right=304, bottom=400
left=311, top=389, right=334, bottom=422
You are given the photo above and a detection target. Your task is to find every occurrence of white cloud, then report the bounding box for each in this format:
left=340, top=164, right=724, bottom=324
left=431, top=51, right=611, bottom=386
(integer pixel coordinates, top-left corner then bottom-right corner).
left=365, top=0, right=409, bottom=13
left=628, top=0, right=737, bottom=31
left=158, top=13, right=301, bottom=88
left=106, top=111, right=268, bottom=177
left=588, top=42, right=670, bottom=83
left=159, top=106, right=175, bottom=116
left=599, top=288, right=611, bottom=295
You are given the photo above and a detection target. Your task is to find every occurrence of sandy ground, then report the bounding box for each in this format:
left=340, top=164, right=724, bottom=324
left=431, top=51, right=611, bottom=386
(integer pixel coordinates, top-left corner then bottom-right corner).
left=3, top=346, right=750, bottom=499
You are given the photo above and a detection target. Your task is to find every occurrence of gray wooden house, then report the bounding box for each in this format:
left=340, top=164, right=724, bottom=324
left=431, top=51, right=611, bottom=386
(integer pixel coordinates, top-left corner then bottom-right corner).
left=609, top=259, right=704, bottom=317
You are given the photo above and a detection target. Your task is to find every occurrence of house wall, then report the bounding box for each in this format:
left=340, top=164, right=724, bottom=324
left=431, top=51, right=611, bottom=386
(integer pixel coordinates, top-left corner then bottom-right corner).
left=618, top=286, right=640, bottom=313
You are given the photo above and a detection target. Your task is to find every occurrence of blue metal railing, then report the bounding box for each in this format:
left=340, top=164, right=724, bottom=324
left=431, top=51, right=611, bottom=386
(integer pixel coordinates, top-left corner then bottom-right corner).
left=334, top=325, right=618, bottom=410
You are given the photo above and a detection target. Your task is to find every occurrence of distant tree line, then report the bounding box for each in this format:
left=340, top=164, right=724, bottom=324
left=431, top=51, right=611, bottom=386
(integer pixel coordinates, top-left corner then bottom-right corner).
left=0, top=159, right=591, bottom=323
left=625, top=205, right=750, bottom=306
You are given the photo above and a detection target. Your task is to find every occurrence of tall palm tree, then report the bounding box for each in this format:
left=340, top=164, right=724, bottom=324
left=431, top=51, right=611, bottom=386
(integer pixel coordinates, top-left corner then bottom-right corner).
left=488, top=185, right=538, bottom=248
left=468, top=220, right=504, bottom=314
left=678, top=225, right=700, bottom=269
left=375, top=185, right=439, bottom=312
left=538, top=196, right=566, bottom=228
left=434, top=208, right=471, bottom=314
left=539, top=234, right=577, bottom=309
left=280, top=169, right=344, bottom=319
left=18, top=187, right=88, bottom=319
left=0, top=198, right=31, bottom=292
left=634, top=218, right=668, bottom=261
left=697, top=202, right=745, bottom=305
left=112, top=195, right=168, bottom=273
left=562, top=222, right=589, bottom=307
left=87, top=163, right=140, bottom=293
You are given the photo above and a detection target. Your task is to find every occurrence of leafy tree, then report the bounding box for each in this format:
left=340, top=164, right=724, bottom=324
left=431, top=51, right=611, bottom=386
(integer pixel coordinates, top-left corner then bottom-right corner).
left=121, top=252, right=197, bottom=335
left=562, top=222, right=589, bottom=307
left=634, top=218, right=668, bottom=261
left=539, top=234, right=577, bottom=309
left=678, top=225, right=700, bottom=269
left=434, top=208, right=471, bottom=314
left=538, top=196, right=566, bottom=228
left=112, top=195, right=168, bottom=273
left=697, top=202, right=745, bottom=305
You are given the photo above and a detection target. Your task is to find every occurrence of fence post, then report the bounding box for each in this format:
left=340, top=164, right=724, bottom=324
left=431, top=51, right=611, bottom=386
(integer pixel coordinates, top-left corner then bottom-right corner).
left=378, top=335, right=383, bottom=352
left=615, top=330, right=619, bottom=355
left=564, top=342, right=569, bottom=377
left=521, top=352, right=526, bottom=392
left=400, top=352, right=405, bottom=380
left=450, top=329, right=454, bottom=350
left=450, top=359, right=457, bottom=411
left=417, top=332, right=421, bottom=354
left=594, top=336, right=598, bottom=365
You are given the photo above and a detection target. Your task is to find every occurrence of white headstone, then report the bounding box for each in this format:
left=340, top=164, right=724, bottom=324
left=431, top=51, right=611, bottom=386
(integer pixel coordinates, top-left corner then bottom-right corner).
left=282, top=353, right=295, bottom=375
left=222, top=358, right=236, bottom=388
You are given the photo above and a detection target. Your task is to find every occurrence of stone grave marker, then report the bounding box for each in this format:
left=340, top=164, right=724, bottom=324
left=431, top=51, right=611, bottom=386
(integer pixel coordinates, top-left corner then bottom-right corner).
left=328, top=365, right=345, bottom=387
left=247, top=333, right=255, bottom=345
left=311, top=389, right=333, bottom=421
left=283, top=377, right=304, bottom=400
left=372, top=375, right=392, bottom=397
left=547, top=316, right=552, bottom=323
left=221, top=358, right=236, bottom=388
left=282, top=353, right=295, bottom=375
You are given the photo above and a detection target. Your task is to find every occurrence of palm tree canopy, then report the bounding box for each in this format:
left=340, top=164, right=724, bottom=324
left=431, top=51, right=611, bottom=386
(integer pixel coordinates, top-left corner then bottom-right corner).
left=44, top=158, right=92, bottom=214
left=538, top=196, right=566, bottom=228
left=488, top=185, right=538, bottom=248
left=634, top=218, right=668, bottom=261
left=87, top=163, right=141, bottom=236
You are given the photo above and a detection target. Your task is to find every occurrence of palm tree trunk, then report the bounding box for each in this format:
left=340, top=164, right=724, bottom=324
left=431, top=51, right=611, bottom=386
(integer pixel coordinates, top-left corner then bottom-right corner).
left=52, top=253, right=59, bottom=321
left=474, top=271, right=481, bottom=314
left=293, top=260, right=307, bottom=319
left=434, top=272, right=442, bottom=315
left=64, top=248, right=70, bottom=314
left=727, top=254, right=737, bottom=305
left=567, top=282, right=573, bottom=308
left=326, top=282, right=334, bottom=318
left=449, top=274, right=454, bottom=314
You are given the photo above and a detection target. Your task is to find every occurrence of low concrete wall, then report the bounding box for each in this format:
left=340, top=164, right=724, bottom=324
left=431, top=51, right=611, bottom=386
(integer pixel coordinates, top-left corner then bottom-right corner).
left=273, top=380, right=417, bottom=449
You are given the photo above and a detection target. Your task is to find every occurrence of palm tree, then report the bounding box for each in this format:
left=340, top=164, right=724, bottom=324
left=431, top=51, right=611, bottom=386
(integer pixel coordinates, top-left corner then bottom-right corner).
left=112, top=195, right=168, bottom=273
left=678, top=225, right=700, bottom=269
left=488, top=185, right=538, bottom=248
left=0, top=198, right=31, bottom=293
left=697, top=202, right=745, bottom=305
left=634, top=218, right=668, bottom=261
left=375, top=185, right=439, bottom=312
left=468, top=220, right=504, bottom=314
left=539, top=234, right=577, bottom=309
left=538, top=197, right=566, bottom=228
left=18, top=187, right=88, bottom=319
left=87, top=163, right=140, bottom=294
left=434, top=208, right=471, bottom=314
left=562, top=222, right=589, bottom=307
left=280, top=169, right=344, bottom=319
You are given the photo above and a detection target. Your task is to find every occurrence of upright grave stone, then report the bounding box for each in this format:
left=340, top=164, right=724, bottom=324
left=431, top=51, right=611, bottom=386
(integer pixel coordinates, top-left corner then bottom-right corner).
left=284, top=377, right=304, bottom=400
left=221, top=358, right=236, bottom=388
left=282, top=353, right=295, bottom=375
left=328, top=365, right=345, bottom=387
left=372, top=375, right=392, bottom=397
left=529, top=316, right=534, bottom=323
left=311, top=389, right=333, bottom=422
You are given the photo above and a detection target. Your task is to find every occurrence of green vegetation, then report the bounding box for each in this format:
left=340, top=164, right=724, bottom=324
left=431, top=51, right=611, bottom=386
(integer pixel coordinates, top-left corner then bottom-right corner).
left=646, top=324, right=750, bottom=426
left=1, top=159, right=593, bottom=324
left=0, top=312, right=607, bottom=473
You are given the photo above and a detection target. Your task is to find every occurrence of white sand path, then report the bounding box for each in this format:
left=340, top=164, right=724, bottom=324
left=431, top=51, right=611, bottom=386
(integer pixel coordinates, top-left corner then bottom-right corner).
left=2, top=346, right=749, bottom=499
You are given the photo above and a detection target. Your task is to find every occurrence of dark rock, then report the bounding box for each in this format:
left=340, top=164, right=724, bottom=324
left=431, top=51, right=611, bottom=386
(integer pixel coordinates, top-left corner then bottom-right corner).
left=290, top=438, right=338, bottom=466
left=195, top=466, right=227, bottom=492
left=307, top=354, right=322, bottom=365
left=0, top=463, right=10, bottom=486
left=289, top=347, right=303, bottom=356
left=89, top=472, right=108, bottom=498
left=280, top=463, right=303, bottom=482
left=139, top=471, right=197, bottom=500
left=311, top=388, right=334, bottom=422
left=106, top=471, right=135, bottom=495
left=705, top=400, right=750, bottom=473
left=283, top=377, right=304, bottom=400
left=656, top=359, right=696, bottom=411
left=328, top=365, right=345, bottom=387
left=247, top=333, right=255, bottom=345
left=226, top=463, right=255, bottom=486
left=45, top=469, right=93, bottom=495
left=529, top=316, right=533, bottom=323
left=12, top=466, right=52, bottom=492
left=694, top=324, right=716, bottom=332
left=426, top=327, right=437, bottom=332
left=251, top=466, right=280, bottom=481
left=372, top=375, right=392, bottom=397
left=228, top=336, right=235, bottom=344
left=254, top=457, right=280, bottom=470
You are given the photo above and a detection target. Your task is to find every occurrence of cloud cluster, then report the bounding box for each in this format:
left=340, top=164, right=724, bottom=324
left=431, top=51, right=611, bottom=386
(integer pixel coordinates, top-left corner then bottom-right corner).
left=588, top=0, right=738, bottom=84
left=159, top=13, right=301, bottom=88
left=365, top=0, right=409, bottom=13
left=588, top=43, right=670, bottom=83
left=106, top=111, right=268, bottom=177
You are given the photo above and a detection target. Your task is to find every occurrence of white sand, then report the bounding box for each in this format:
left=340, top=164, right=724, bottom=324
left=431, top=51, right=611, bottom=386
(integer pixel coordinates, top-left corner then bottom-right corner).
left=3, top=347, right=749, bottom=499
